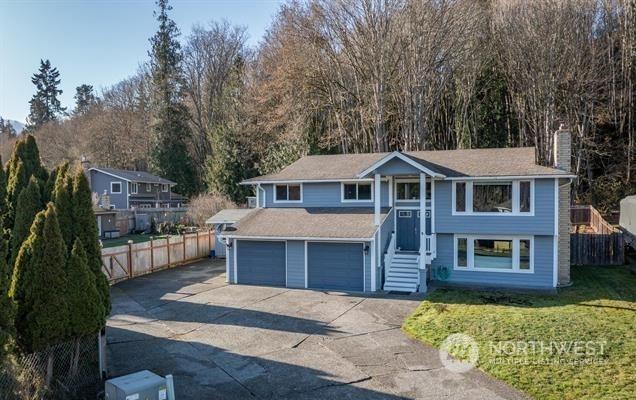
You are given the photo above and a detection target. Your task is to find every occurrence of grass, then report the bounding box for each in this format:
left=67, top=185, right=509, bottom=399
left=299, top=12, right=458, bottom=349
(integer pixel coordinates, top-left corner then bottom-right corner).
left=101, top=234, right=167, bottom=248
left=403, top=266, right=636, bottom=400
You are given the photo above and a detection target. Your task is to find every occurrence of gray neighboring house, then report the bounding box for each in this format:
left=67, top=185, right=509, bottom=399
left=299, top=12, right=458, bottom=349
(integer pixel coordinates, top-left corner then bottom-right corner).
left=87, top=165, right=186, bottom=210
left=217, top=129, right=574, bottom=294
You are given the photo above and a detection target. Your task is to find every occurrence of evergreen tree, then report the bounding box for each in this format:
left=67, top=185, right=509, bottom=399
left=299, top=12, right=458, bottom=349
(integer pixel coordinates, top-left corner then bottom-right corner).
left=44, top=162, right=68, bottom=204
left=72, top=168, right=110, bottom=316
left=66, top=239, right=103, bottom=337
left=0, top=156, right=7, bottom=227
left=12, top=204, right=68, bottom=352
left=25, top=60, right=66, bottom=132
left=10, top=177, right=42, bottom=270
left=73, top=84, right=97, bottom=116
left=0, top=237, right=14, bottom=359
left=204, top=125, right=254, bottom=203
left=53, top=171, right=73, bottom=249
left=148, top=0, right=198, bottom=196
left=0, top=118, right=17, bottom=138
left=9, top=212, right=44, bottom=349
left=5, top=161, right=27, bottom=232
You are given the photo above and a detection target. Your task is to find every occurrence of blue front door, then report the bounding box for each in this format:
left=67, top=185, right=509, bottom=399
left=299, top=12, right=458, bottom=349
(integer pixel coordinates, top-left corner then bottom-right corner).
left=396, top=210, right=420, bottom=251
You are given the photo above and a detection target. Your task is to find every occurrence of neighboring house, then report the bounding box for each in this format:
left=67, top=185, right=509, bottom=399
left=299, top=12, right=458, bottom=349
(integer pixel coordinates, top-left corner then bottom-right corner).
left=86, top=163, right=186, bottom=210
left=218, top=129, right=574, bottom=293
left=94, top=204, right=118, bottom=238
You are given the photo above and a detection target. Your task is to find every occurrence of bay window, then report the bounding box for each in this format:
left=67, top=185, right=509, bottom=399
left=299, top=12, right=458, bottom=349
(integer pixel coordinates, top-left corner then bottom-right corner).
left=453, top=180, right=533, bottom=215
left=454, top=235, right=533, bottom=272
left=274, top=184, right=302, bottom=202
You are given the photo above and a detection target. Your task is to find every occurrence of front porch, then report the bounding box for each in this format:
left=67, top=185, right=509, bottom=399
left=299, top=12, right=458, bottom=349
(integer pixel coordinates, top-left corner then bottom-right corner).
left=359, top=152, right=442, bottom=293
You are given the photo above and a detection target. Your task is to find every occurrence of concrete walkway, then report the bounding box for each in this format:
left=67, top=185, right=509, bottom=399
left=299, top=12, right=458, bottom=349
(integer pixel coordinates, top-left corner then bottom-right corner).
left=107, top=259, right=526, bottom=399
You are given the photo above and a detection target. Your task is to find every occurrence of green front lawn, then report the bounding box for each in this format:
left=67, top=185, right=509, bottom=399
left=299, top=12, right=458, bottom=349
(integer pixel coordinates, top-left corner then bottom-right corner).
left=403, top=266, right=636, bottom=400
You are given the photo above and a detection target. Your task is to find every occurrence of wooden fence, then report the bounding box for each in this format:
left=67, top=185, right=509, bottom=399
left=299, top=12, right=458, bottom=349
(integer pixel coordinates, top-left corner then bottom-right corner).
left=100, top=230, right=215, bottom=283
left=570, top=206, right=624, bottom=266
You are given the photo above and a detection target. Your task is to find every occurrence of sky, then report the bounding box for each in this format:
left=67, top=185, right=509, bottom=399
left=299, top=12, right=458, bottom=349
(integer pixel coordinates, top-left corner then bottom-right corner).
left=0, top=0, right=283, bottom=122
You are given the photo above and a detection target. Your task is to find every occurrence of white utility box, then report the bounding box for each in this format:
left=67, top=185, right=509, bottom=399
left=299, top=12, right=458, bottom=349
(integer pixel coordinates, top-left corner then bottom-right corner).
left=105, top=370, right=168, bottom=400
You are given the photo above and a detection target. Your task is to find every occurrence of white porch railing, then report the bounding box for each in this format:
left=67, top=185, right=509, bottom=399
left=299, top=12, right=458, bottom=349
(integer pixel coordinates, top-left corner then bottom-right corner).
left=383, top=231, right=396, bottom=282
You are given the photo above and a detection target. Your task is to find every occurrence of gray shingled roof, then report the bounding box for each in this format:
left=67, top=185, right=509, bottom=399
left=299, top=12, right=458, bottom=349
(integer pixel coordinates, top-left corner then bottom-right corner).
left=92, top=167, right=176, bottom=185
left=206, top=208, right=256, bottom=225
left=223, top=207, right=390, bottom=239
left=243, top=147, right=570, bottom=183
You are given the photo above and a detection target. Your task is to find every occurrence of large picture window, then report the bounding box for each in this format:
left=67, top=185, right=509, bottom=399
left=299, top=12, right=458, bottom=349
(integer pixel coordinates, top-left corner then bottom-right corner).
left=454, top=235, right=533, bottom=273
left=342, top=182, right=372, bottom=201
left=453, top=180, right=533, bottom=215
left=274, top=184, right=302, bottom=202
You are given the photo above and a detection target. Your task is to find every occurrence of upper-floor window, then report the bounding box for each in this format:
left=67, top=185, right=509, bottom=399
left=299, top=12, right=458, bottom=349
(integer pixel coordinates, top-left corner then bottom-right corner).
left=395, top=181, right=431, bottom=201
left=161, top=184, right=169, bottom=192
left=274, top=184, right=302, bottom=202
left=130, top=183, right=138, bottom=194
left=453, top=180, right=533, bottom=215
left=342, top=182, right=372, bottom=202
left=110, top=181, right=122, bottom=194
left=146, top=183, right=151, bottom=192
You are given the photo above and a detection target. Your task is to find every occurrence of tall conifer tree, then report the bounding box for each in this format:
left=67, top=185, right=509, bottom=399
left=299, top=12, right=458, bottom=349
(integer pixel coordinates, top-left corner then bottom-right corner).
left=25, top=60, right=66, bottom=132
left=0, top=237, right=13, bottom=359
left=10, top=177, right=42, bottom=270
left=66, top=239, right=103, bottom=336
left=148, top=0, right=198, bottom=195
left=72, top=168, right=110, bottom=315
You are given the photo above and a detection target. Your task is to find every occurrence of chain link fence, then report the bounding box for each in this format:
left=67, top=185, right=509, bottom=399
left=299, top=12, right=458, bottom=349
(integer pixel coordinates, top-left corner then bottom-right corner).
left=0, top=333, right=104, bottom=399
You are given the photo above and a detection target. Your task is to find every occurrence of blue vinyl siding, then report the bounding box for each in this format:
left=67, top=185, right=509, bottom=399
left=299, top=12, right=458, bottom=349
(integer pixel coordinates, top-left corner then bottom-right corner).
left=286, top=240, right=305, bottom=288
left=434, top=178, right=556, bottom=235
left=431, top=234, right=554, bottom=289
left=227, top=243, right=235, bottom=283
left=263, top=181, right=390, bottom=208
left=90, top=170, right=128, bottom=209
left=372, top=158, right=422, bottom=175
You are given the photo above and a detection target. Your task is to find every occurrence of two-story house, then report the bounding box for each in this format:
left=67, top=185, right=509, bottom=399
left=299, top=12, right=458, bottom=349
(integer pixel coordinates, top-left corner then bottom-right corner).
left=86, top=163, right=186, bottom=209
left=219, top=129, right=574, bottom=293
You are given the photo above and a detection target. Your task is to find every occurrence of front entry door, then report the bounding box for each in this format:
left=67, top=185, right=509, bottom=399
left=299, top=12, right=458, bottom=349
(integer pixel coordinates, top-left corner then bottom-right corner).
left=396, top=210, right=420, bottom=251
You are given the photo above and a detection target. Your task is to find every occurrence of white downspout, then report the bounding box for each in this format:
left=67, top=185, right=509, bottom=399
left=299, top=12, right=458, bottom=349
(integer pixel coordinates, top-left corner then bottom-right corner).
left=374, top=173, right=381, bottom=226
left=419, top=173, right=427, bottom=293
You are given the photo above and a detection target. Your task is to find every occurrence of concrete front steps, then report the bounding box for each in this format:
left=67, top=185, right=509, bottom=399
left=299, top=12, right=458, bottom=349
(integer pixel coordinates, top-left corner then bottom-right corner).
left=383, top=253, right=419, bottom=292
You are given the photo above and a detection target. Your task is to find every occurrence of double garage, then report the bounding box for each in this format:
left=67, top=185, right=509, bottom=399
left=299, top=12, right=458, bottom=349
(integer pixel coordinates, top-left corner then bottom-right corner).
left=232, top=240, right=368, bottom=292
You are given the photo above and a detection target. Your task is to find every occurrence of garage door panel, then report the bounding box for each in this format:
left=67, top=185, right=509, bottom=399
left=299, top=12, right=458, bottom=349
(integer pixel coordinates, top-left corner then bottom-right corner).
left=308, top=242, right=363, bottom=291
left=237, top=241, right=286, bottom=286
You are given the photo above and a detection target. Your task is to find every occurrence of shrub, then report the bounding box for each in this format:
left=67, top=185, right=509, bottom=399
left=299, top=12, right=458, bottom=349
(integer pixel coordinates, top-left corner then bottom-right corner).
left=186, top=194, right=236, bottom=227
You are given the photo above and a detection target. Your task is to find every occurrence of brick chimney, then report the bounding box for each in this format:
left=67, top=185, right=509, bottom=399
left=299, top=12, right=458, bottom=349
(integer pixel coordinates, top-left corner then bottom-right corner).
left=554, top=124, right=572, bottom=287
left=81, top=156, right=92, bottom=189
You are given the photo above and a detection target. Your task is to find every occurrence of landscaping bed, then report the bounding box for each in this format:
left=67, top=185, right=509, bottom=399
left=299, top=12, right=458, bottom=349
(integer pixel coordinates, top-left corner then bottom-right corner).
left=403, top=266, right=636, bottom=399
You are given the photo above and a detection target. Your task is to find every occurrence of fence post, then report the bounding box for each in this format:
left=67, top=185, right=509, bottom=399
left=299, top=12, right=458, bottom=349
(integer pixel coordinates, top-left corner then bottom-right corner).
left=167, top=235, right=171, bottom=267
left=150, top=236, right=154, bottom=272
left=196, top=230, right=200, bottom=257
left=208, top=229, right=212, bottom=253
left=183, top=233, right=187, bottom=262
left=127, top=240, right=133, bottom=278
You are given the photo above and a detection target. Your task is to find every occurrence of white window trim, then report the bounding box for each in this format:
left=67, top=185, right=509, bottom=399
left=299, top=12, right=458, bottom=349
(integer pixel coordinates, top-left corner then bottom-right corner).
left=162, top=184, right=169, bottom=192
left=453, top=234, right=534, bottom=273
left=452, top=180, right=534, bottom=216
left=273, top=183, right=303, bottom=203
left=130, top=182, right=138, bottom=194
left=395, top=179, right=420, bottom=202
left=110, top=181, right=122, bottom=194
left=398, top=210, right=412, bottom=218
left=341, top=182, right=374, bottom=202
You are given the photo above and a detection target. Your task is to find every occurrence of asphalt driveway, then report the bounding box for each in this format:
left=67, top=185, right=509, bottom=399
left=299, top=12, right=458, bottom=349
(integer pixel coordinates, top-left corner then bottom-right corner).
left=107, top=259, right=525, bottom=399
